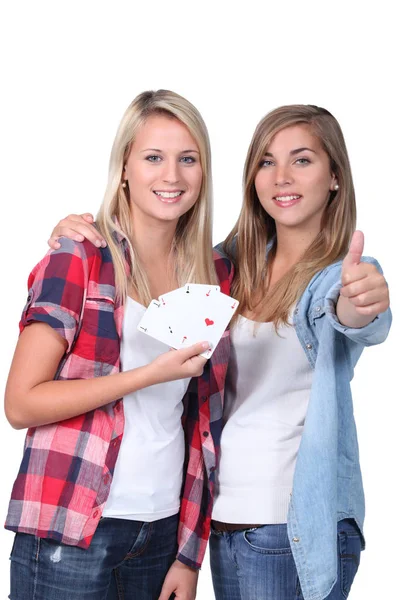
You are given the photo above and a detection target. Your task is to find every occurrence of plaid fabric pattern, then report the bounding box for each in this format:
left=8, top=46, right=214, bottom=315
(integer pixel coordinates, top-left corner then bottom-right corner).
left=5, top=237, right=233, bottom=569
left=177, top=250, right=233, bottom=568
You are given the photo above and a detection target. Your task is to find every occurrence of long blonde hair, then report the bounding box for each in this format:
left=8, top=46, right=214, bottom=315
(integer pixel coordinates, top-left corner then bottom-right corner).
left=97, top=90, right=217, bottom=303
left=225, top=104, right=356, bottom=327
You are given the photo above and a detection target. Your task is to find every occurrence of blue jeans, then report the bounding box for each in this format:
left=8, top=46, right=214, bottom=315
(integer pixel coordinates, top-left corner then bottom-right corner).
left=210, top=519, right=361, bottom=600
left=9, top=513, right=179, bottom=599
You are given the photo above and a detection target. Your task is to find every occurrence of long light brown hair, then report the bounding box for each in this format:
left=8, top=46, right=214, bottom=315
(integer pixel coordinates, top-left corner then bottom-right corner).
left=97, top=90, right=217, bottom=303
left=224, top=105, right=356, bottom=327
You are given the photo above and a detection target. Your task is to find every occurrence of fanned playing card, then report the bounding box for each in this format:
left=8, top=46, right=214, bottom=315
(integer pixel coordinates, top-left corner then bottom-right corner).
left=137, top=299, right=181, bottom=348
left=137, top=284, right=239, bottom=359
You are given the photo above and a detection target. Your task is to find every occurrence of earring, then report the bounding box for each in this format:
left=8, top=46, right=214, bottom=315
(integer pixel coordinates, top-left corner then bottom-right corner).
left=334, top=184, right=339, bottom=191
left=122, top=182, right=127, bottom=188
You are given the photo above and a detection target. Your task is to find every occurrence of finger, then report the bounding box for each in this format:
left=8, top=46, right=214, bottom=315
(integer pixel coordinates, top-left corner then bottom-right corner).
left=158, top=583, right=175, bottom=600
left=47, top=236, right=61, bottom=250
left=51, top=225, right=106, bottom=248
left=340, top=274, right=385, bottom=299
left=189, top=355, right=208, bottom=368
left=347, top=288, right=388, bottom=308
left=81, top=213, right=94, bottom=222
left=342, top=230, right=364, bottom=271
left=178, top=341, right=210, bottom=361
left=353, top=301, right=389, bottom=317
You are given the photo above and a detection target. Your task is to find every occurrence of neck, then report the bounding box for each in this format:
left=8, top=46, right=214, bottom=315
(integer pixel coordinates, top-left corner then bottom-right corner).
left=274, top=223, right=320, bottom=266
left=130, top=211, right=177, bottom=267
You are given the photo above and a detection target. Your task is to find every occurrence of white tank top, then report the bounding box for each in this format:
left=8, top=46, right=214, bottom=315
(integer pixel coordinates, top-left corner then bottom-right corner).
left=212, top=314, right=313, bottom=524
left=103, top=297, right=191, bottom=522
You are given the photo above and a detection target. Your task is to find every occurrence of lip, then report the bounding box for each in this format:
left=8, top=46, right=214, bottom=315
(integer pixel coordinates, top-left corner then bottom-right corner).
left=153, top=190, right=184, bottom=204
left=272, top=194, right=302, bottom=208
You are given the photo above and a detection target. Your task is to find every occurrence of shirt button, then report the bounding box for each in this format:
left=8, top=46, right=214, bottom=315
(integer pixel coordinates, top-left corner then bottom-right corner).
left=93, top=510, right=99, bottom=518
left=306, top=343, right=313, bottom=350
left=201, top=396, right=208, bottom=402
left=210, top=466, right=215, bottom=472
left=315, top=306, right=321, bottom=312
left=203, top=431, right=209, bottom=437
left=103, top=474, right=110, bottom=484
left=294, top=308, right=299, bottom=315
left=292, top=537, right=300, bottom=543
left=112, top=439, right=118, bottom=447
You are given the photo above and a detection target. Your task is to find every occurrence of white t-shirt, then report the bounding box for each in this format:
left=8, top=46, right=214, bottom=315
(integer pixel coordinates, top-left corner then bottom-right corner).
left=212, top=314, right=313, bottom=524
left=103, top=297, right=191, bottom=522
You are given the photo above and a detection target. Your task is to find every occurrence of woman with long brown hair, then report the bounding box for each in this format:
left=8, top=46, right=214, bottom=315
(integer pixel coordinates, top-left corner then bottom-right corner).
left=210, top=105, right=390, bottom=600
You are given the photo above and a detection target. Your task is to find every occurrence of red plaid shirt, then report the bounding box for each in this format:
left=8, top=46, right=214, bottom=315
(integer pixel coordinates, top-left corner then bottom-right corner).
left=5, top=234, right=233, bottom=569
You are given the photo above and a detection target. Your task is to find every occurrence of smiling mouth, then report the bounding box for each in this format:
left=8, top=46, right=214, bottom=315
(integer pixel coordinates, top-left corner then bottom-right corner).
left=153, top=191, right=184, bottom=203
left=273, top=194, right=302, bottom=203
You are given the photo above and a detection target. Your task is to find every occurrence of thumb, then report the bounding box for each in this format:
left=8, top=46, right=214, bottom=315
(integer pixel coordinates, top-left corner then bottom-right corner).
left=343, top=230, right=364, bottom=270
left=178, top=341, right=210, bottom=361
left=158, top=580, right=175, bottom=600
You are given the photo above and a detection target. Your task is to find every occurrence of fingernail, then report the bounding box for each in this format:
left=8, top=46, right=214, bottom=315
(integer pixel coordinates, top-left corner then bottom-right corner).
left=55, top=242, right=61, bottom=249
left=75, top=235, right=84, bottom=242
left=95, top=240, right=101, bottom=247
left=101, top=240, right=107, bottom=248
left=202, top=342, right=210, bottom=349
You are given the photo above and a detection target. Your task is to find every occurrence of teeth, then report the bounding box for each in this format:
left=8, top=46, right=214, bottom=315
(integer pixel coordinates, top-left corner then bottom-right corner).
left=275, top=195, right=300, bottom=202
left=154, top=191, right=182, bottom=198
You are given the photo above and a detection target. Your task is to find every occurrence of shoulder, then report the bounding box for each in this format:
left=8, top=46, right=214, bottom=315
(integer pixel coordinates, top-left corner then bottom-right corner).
left=29, top=238, right=107, bottom=288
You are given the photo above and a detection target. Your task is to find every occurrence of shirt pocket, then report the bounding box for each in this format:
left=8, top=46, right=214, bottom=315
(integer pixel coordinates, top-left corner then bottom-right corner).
left=308, top=297, right=326, bottom=324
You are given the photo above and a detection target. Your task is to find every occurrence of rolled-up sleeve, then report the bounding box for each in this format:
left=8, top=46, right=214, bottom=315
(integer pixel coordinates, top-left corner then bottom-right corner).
left=20, top=238, right=88, bottom=353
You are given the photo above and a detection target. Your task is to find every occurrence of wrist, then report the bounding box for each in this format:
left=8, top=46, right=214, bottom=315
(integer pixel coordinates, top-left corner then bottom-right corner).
left=337, top=296, right=376, bottom=328
left=139, top=362, right=160, bottom=387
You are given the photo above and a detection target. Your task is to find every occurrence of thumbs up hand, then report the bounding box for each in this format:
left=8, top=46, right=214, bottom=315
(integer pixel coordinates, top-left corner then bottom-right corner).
left=337, top=231, right=389, bottom=328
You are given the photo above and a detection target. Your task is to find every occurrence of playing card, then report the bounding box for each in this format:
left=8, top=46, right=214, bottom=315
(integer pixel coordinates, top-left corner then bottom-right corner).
left=137, top=285, right=239, bottom=360
left=137, top=299, right=181, bottom=348
left=167, top=289, right=239, bottom=358
left=158, top=283, right=220, bottom=309
left=182, top=283, right=220, bottom=297
left=158, top=286, right=185, bottom=309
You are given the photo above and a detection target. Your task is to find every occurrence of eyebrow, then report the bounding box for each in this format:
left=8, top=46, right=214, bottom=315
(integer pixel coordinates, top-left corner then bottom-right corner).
left=140, top=148, right=200, bottom=154
left=264, top=147, right=317, bottom=157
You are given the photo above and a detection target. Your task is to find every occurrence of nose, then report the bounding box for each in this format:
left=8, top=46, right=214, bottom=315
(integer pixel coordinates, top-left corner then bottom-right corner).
left=274, top=164, right=293, bottom=187
left=162, top=159, right=179, bottom=184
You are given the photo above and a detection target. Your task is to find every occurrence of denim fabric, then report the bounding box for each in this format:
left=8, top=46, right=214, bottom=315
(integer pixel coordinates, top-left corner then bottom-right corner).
left=215, top=239, right=391, bottom=600
left=210, top=519, right=361, bottom=600
left=9, top=514, right=178, bottom=599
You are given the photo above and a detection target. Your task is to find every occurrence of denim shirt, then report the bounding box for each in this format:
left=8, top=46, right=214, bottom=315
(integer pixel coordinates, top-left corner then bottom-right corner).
left=215, top=241, right=392, bottom=600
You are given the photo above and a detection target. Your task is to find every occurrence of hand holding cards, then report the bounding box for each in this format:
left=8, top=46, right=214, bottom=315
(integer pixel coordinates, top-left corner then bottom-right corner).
left=138, top=284, right=239, bottom=358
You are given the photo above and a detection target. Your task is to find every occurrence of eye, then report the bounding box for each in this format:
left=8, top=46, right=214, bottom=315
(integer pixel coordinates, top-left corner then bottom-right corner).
left=260, top=159, right=274, bottom=168
left=295, top=158, right=311, bottom=165
left=146, top=155, right=162, bottom=163
left=180, top=156, right=196, bottom=164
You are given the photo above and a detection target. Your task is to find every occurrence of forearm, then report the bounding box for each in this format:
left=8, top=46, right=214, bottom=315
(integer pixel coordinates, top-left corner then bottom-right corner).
left=6, top=365, right=157, bottom=429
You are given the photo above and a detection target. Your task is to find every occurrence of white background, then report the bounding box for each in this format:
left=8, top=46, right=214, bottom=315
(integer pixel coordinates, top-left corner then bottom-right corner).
left=0, top=1, right=398, bottom=598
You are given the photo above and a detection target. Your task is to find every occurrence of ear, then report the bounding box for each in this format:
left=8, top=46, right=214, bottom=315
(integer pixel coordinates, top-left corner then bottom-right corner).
left=329, top=173, right=338, bottom=191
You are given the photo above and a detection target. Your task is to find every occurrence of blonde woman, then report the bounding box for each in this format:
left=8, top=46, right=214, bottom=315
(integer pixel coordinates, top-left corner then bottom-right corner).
left=5, top=90, right=233, bottom=600
left=54, top=105, right=391, bottom=600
